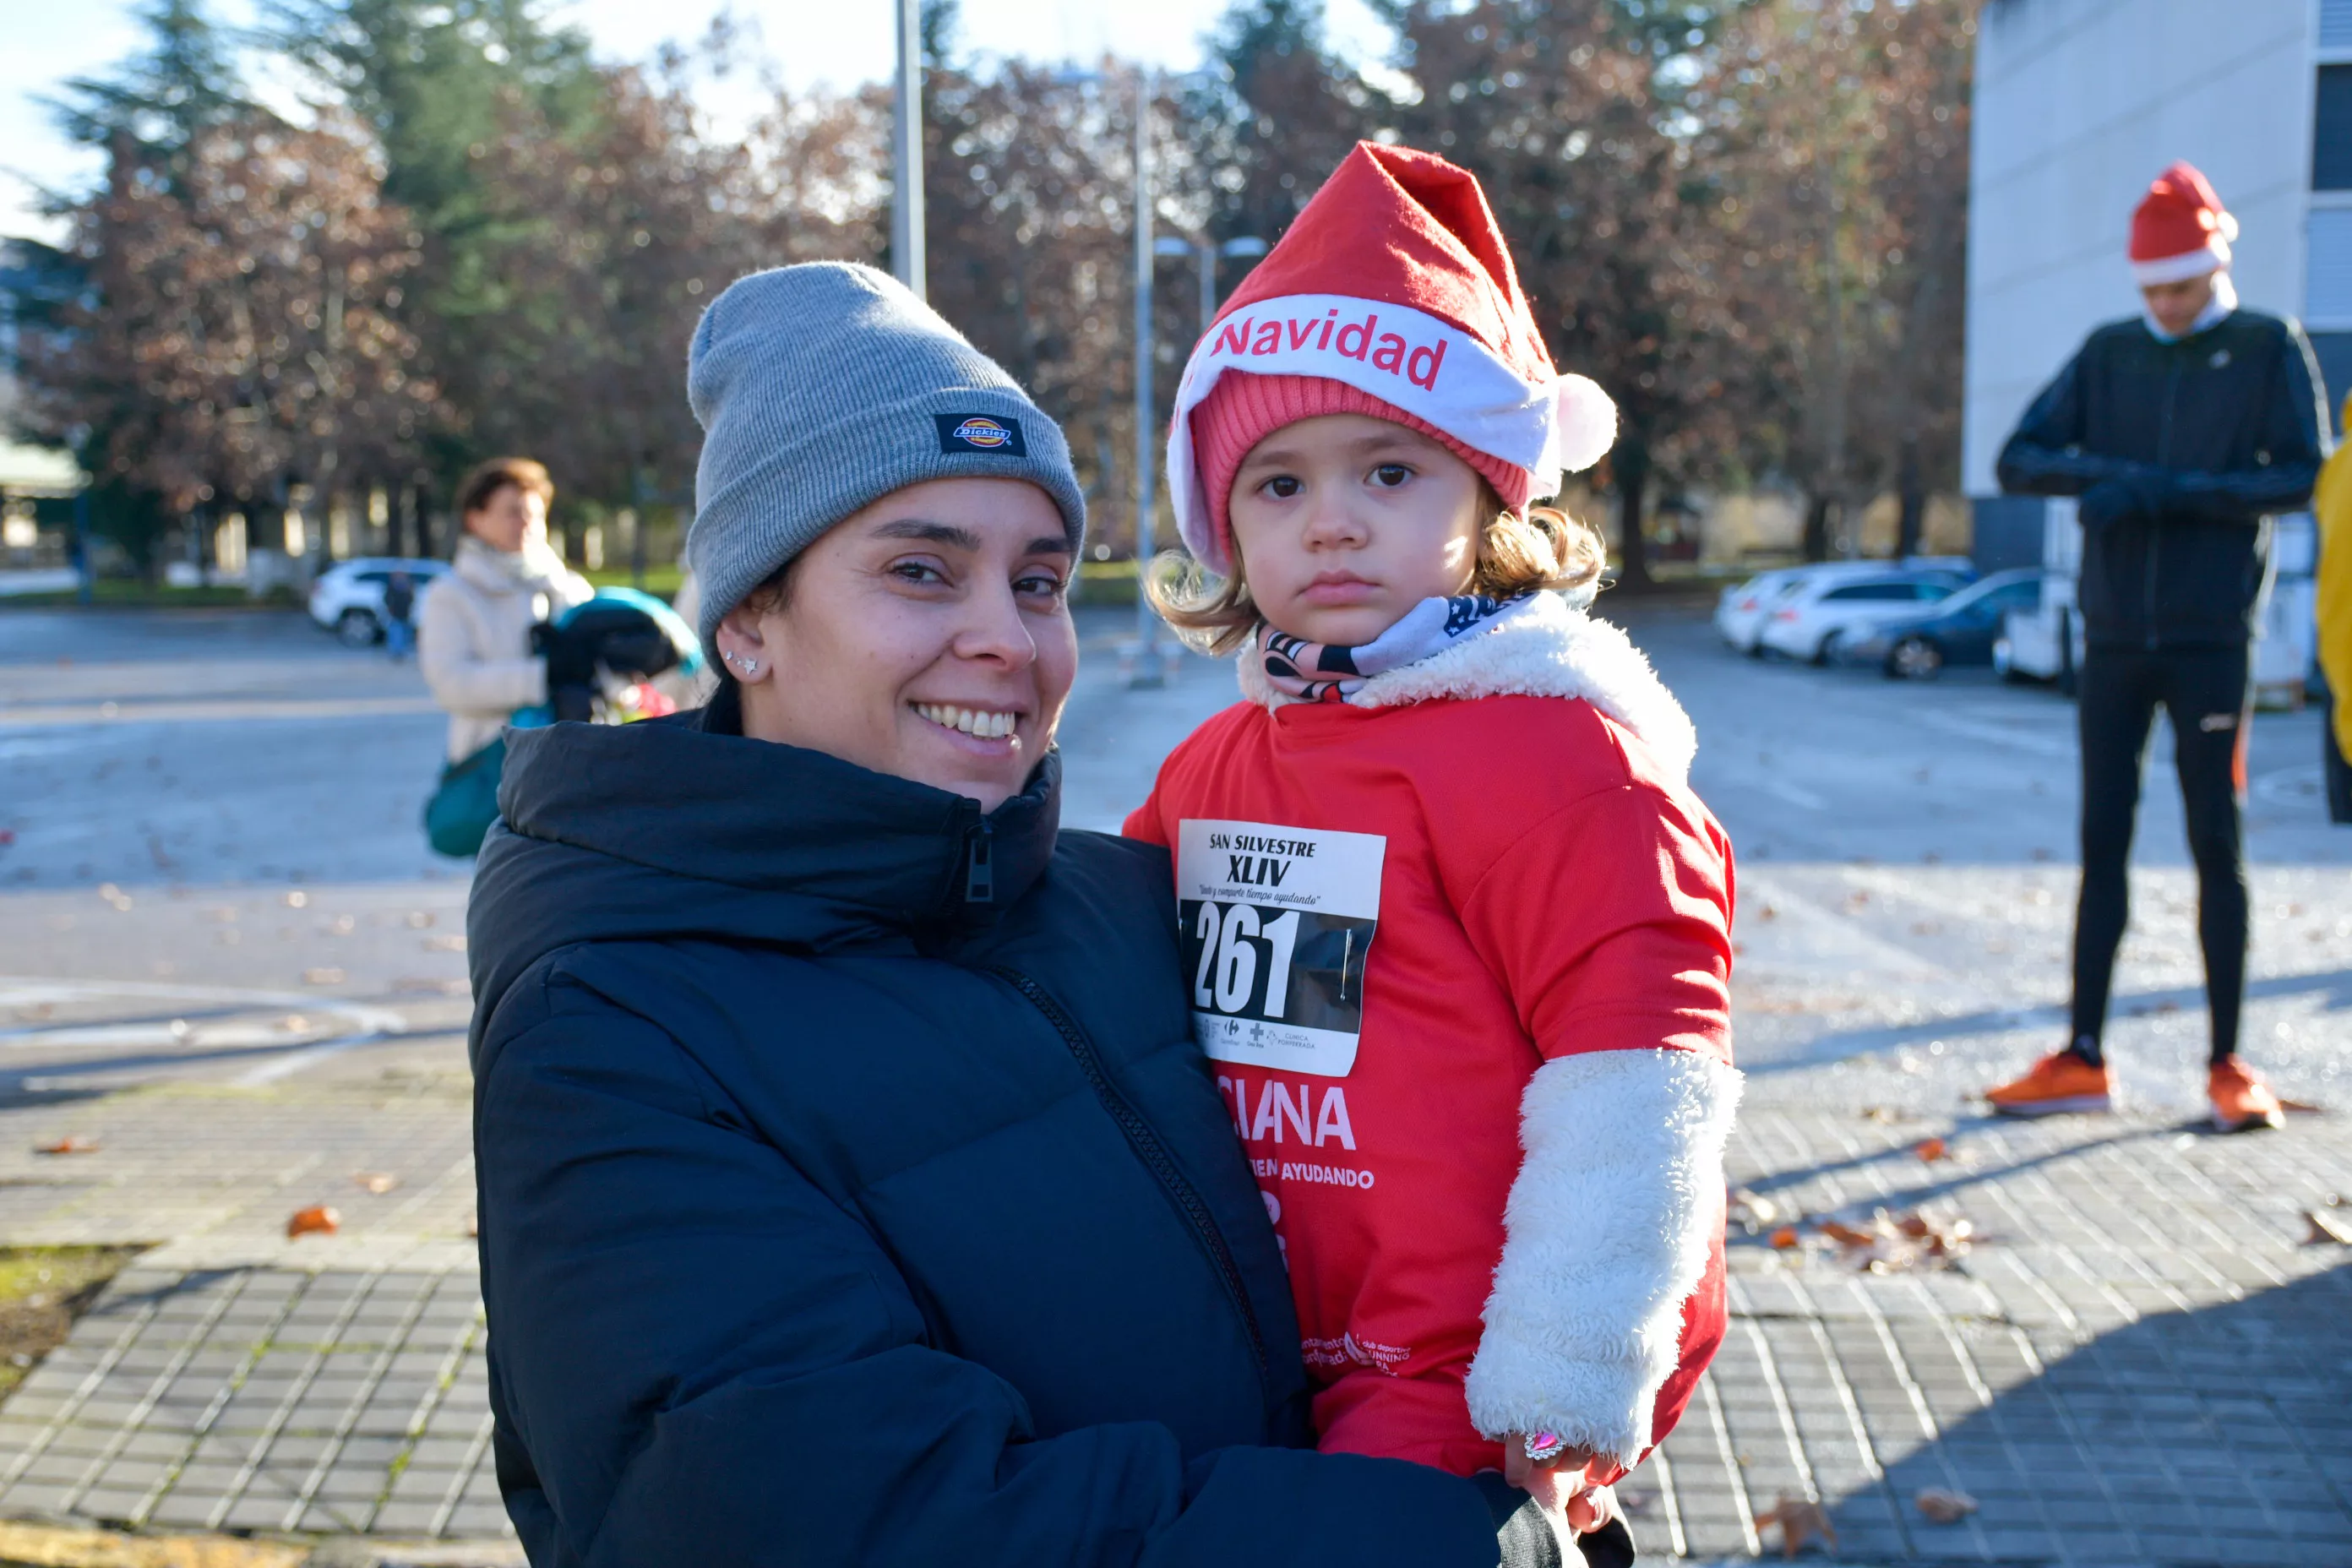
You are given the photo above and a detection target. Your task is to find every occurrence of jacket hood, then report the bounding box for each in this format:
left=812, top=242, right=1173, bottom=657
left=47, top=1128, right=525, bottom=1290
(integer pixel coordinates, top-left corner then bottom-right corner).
left=466, top=686, right=1060, bottom=1046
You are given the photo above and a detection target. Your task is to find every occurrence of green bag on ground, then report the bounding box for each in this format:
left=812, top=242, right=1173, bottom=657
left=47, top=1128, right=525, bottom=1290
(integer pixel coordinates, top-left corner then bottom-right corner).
left=423, top=736, right=506, bottom=858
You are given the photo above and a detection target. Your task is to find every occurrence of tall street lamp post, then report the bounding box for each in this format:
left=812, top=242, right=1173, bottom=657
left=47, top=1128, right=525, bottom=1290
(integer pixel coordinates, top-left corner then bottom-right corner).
left=1127, top=230, right=1266, bottom=688
left=891, top=0, right=925, bottom=300
left=1130, top=69, right=1159, bottom=683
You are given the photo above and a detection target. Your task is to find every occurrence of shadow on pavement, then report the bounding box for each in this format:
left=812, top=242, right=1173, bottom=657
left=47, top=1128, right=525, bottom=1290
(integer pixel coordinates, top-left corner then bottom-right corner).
left=1745, top=968, right=2352, bottom=1077
left=1827, top=1259, right=2352, bottom=1565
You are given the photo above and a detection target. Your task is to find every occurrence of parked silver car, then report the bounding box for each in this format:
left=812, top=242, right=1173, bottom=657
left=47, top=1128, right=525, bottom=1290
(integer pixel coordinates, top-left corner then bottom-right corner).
left=1713, top=558, right=1973, bottom=655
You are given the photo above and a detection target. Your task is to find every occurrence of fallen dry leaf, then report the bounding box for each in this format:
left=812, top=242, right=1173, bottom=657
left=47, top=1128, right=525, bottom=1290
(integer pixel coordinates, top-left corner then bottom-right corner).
left=1768, top=1226, right=1800, bottom=1250
left=354, top=1173, right=399, bottom=1195
left=1755, top=1494, right=1838, bottom=1558
left=1861, top=1105, right=1899, bottom=1123
left=1814, top=1208, right=1977, bottom=1272
left=2306, top=1209, right=2352, bottom=1246
left=1914, top=1486, right=1979, bottom=1523
left=1914, top=1136, right=1949, bottom=1162
left=301, top=967, right=345, bottom=986
left=286, top=1205, right=340, bottom=1239
left=35, top=1136, right=98, bottom=1156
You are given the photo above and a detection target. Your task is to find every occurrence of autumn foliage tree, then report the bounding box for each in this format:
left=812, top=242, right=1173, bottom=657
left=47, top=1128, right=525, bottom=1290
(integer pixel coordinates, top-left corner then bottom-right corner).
left=24, top=0, right=1979, bottom=580
left=28, top=110, right=438, bottom=573
left=1371, top=0, right=1746, bottom=586
left=1686, top=0, right=1975, bottom=558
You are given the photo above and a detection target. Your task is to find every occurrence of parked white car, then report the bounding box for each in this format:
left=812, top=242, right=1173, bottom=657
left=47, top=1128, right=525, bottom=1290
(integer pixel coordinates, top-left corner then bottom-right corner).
left=1713, top=558, right=1972, bottom=654
left=1754, top=570, right=1968, bottom=663
left=307, top=557, right=449, bottom=647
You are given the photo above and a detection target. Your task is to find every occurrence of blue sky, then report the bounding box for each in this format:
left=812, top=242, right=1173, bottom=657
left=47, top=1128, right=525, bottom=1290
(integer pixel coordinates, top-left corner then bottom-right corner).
left=3, top=0, right=1393, bottom=243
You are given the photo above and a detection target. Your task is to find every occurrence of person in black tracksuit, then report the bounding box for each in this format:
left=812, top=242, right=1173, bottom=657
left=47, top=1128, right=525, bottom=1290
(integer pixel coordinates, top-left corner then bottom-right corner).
left=1995, top=286, right=2329, bottom=1119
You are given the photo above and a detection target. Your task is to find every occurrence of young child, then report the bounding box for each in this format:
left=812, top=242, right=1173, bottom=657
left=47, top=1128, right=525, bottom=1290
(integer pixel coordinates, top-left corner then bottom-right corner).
left=1126, top=143, right=1740, bottom=1534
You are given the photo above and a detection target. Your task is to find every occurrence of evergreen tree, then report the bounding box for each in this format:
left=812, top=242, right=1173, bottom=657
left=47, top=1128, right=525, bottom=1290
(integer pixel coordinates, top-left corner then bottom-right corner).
left=264, top=0, right=606, bottom=498
left=1196, top=0, right=1381, bottom=249
left=47, top=0, right=253, bottom=186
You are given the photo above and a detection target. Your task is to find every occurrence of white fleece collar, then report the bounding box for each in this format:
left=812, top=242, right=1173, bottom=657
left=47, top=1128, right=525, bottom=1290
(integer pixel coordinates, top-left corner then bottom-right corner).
left=1236, top=590, right=1698, bottom=787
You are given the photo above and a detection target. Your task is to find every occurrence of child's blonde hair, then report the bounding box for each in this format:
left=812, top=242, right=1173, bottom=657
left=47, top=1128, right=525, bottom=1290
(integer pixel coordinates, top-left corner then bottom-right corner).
left=1146, top=489, right=1605, bottom=657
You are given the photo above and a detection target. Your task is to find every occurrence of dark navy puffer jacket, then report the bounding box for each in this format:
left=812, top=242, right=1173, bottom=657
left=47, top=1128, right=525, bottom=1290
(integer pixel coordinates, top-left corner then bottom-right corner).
left=466, top=696, right=1507, bottom=1567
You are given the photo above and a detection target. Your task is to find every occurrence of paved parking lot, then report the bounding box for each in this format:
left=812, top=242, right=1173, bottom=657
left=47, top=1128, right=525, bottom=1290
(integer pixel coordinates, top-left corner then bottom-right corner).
left=0, top=597, right=2344, bottom=1563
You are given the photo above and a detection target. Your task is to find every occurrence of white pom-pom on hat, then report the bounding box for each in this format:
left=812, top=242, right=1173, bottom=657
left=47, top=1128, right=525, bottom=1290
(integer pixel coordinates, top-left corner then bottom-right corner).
left=1554, top=373, right=1619, bottom=474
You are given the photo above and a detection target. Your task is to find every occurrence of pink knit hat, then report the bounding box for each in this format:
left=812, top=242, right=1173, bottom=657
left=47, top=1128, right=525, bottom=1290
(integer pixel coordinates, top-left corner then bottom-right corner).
left=1190, top=373, right=1539, bottom=560
left=1168, top=142, right=1616, bottom=575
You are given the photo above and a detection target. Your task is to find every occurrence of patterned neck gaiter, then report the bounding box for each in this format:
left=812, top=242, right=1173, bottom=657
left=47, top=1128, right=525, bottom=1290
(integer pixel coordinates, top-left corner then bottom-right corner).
left=1257, top=592, right=1537, bottom=704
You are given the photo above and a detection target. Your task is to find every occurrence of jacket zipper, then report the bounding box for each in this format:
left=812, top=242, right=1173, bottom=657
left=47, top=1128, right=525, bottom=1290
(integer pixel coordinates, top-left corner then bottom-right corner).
left=988, top=963, right=1275, bottom=1405
left=2146, top=353, right=2180, bottom=650
left=963, top=817, right=994, bottom=904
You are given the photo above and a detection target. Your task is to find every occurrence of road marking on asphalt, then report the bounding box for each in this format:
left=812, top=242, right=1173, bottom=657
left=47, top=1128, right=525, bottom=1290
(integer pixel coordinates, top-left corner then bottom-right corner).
left=1751, top=776, right=1830, bottom=811
left=1908, top=708, right=2077, bottom=761
left=0, top=977, right=407, bottom=1086
left=0, top=696, right=440, bottom=730
left=1734, top=875, right=1960, bottom=982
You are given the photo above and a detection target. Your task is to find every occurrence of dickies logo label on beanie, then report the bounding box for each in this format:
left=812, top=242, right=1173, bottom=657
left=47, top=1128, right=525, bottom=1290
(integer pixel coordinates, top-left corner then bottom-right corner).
left=1167, top=141, right=1618, bottom=576
left=937, top=414, right=1026, bottom=455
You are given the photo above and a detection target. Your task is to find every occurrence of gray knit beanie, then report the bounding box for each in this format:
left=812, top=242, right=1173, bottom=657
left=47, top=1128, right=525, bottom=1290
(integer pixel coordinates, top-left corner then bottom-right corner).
left=683, top=261, right=1087, bottom=651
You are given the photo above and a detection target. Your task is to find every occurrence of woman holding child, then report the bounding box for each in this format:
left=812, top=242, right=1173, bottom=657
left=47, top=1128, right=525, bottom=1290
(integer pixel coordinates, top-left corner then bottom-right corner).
left=468, top=145, right=1736, bottom=1568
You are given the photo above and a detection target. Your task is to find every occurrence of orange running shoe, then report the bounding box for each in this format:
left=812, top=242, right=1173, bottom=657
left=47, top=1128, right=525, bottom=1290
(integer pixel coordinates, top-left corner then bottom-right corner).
left=1985, top=1049, right=2115, bottom=1117
left=2208, top=1058, right=2284, bottom=1133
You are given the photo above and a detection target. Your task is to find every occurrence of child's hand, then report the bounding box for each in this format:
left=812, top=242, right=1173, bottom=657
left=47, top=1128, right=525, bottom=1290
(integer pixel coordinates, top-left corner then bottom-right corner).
left=1503, top=1435, right=1617, bottom=1535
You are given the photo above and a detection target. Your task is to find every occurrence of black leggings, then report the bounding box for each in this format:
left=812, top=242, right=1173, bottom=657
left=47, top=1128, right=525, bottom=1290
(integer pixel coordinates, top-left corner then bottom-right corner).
left=2071, top=644, right=2251, bottom=1064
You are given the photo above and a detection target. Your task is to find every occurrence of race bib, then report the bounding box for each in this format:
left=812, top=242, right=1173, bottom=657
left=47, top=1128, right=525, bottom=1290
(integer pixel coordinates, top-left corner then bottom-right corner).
left=1176, top=819, right=1385, bottom=1078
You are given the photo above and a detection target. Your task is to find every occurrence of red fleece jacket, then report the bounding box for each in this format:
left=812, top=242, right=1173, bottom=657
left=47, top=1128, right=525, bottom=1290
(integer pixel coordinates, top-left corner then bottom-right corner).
left=1124, top=623, right=1734, bottom=1482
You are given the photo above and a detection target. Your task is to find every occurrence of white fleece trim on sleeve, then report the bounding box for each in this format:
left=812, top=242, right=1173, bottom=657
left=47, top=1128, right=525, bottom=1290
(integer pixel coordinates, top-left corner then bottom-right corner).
left=1464, top=1047, right=1742, bottom=1467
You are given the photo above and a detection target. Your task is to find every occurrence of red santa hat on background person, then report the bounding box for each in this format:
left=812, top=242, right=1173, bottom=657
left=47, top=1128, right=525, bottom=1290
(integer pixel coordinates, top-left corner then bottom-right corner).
left=1168, top=141, right=1617, bottom=577
left=2129, top=161, right=2237, bottom=286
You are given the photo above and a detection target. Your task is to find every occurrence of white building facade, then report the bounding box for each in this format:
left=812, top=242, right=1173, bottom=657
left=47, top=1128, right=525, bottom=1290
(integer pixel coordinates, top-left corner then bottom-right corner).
left=1963, top=0, right=2352, bottom=495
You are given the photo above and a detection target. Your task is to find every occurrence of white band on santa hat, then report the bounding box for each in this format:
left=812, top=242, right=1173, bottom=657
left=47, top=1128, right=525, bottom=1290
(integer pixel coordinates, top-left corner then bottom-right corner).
left=1166, top=291, right=1617, bottom=574
left=2132, top=236, right=2232, bottom=287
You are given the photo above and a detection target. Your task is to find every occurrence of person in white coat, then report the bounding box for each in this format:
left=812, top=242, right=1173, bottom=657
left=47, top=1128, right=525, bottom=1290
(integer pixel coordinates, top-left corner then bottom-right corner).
left=417, top=457, right=594, bottom=762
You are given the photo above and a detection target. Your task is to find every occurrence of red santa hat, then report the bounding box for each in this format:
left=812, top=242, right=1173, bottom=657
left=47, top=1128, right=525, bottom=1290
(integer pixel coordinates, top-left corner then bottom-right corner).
left=2130, top=161, right=2237, bottom=286
left=1168, top=142, right=1616, bottom=576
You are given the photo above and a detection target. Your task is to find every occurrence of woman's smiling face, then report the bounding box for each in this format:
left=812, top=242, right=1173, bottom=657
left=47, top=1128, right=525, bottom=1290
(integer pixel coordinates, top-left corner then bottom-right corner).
left=716, top=478, right=1076, bottom=813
